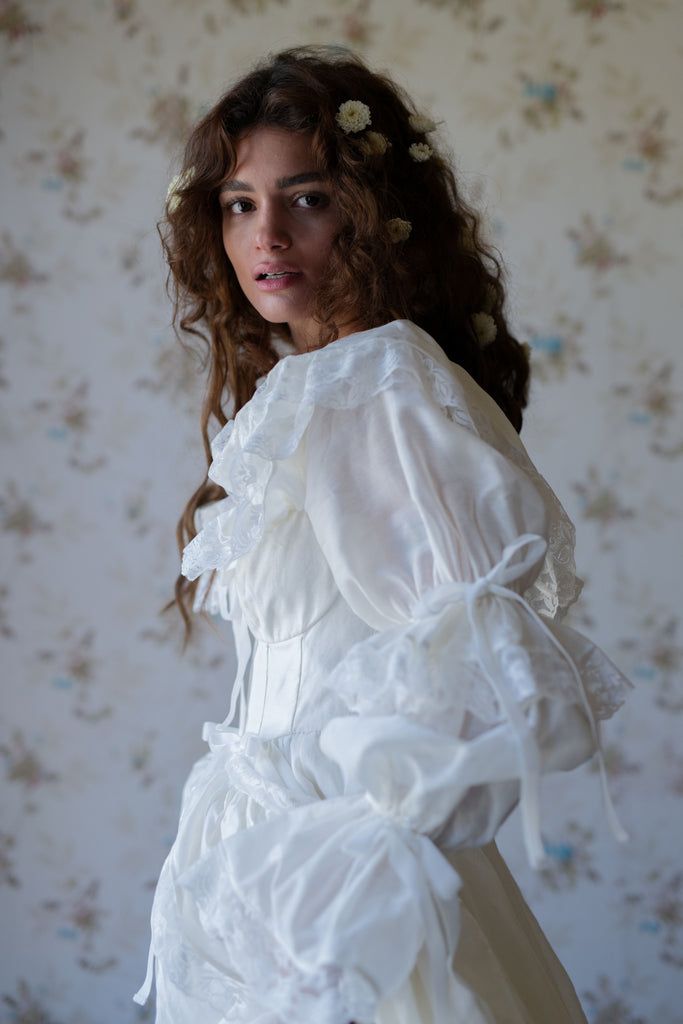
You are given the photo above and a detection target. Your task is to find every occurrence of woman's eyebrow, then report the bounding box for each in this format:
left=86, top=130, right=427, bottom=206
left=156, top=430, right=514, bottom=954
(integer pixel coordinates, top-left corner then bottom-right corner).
left=219, top=171, right=325, bottom=196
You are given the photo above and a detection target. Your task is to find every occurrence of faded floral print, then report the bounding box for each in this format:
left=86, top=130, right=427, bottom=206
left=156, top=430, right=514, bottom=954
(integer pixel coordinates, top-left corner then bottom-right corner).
left=1, top=0, right=680, bottom=1020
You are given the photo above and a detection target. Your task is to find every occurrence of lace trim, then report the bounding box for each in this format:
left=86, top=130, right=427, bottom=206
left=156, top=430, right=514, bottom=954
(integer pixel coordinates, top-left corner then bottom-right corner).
left=315, top=523, right=629, bottom=732
left=188, top=500, right=235, bottom=616
left=324, top=623, right=630, bottom=736
left=182, top=323, right=583, bottom=626
left=149, top=858, right=244, bottom=1013
left=159, top=850, right=377, bottom=1024
left=145, top=778, right=378, bottom=1019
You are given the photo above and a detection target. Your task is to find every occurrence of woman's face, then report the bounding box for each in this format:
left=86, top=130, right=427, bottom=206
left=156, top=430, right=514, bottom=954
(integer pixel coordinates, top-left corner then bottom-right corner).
left=220, top=126, right=350, bottom=352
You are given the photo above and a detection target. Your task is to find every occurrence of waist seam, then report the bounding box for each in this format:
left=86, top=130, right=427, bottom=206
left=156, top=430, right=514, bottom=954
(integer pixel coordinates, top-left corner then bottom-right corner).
left=247, top=589, right=344, bottom=645
left=241, top=726, right=327, bottom=739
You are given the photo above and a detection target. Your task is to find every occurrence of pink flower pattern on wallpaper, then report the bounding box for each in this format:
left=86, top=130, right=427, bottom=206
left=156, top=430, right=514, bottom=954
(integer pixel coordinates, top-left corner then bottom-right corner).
left=0, top=1, right=42, bottom=47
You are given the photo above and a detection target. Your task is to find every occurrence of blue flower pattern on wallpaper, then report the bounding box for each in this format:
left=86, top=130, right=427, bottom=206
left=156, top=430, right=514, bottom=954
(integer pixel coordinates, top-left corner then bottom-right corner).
left=1, top=0, right=681, bottom=1020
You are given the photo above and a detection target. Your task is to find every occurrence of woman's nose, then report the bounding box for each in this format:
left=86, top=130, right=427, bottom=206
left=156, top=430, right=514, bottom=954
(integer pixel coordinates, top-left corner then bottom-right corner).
left=254, top=203, right=291, bottom=250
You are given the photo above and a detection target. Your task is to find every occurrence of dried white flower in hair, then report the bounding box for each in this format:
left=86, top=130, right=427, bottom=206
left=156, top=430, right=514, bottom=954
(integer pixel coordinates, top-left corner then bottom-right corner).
left=336, top=100, right=372, bottom=134
left=408, top=113, right=437, bottom=134
left=166, top=166, right=195, bottom=213
left=472, top=311, right=497, bottom=347
left=408, top=142, right=433, bottom=162
left=386, top=217, right=412, bottom=243
left=362, top=130, right=390, bottom=155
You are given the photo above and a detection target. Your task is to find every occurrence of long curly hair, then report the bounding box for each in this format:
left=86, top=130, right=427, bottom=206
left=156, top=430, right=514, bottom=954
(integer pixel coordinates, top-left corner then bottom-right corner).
left=159, top=43, right=532, bottom=647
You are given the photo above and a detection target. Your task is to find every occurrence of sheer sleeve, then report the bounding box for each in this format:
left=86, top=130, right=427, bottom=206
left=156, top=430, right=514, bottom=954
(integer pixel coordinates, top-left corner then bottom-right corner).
left=303, top=355, right=630, bottom=867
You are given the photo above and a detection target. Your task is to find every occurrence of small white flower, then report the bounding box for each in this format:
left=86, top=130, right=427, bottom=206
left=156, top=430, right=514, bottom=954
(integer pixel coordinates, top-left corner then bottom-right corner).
left=408, top=141, right=433, bottom=162
left=472, top=311, right=497, bottom=347
left=166, top=166, right=195, bottom=213
left=408, top=113, right=437, bottom=134
left=386, top=217, right=412, bottom=243
left=336, top=99, right=372, bottom=134
left=362, top=130, right=390, bottom=155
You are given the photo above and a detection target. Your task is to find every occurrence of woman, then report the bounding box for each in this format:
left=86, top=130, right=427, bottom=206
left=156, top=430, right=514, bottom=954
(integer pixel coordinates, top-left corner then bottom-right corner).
left=134, top=44, right=633, bottom=1023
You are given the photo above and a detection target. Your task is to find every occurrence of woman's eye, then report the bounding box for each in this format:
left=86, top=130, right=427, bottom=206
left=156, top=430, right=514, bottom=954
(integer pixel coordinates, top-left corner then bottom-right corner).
left=224, top=198, right=253, bottom=214
left=222, top=193, right=328, bottom=215
left=294, top=192, right=321, bottom=206
left=294, top=193, right=327, bottom=208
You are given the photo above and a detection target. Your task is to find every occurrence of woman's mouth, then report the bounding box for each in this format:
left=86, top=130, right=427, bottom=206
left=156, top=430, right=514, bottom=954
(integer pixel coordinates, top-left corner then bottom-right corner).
left=255, top=271, right=303, bottom=291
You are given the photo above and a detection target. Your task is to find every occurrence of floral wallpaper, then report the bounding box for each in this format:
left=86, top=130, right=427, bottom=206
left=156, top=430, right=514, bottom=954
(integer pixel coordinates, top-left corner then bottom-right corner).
left=1, top=0, right=682, bottom=1021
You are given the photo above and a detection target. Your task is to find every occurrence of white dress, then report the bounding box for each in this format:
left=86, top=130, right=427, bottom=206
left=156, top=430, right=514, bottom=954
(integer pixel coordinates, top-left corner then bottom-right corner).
left=134, top=318, right=633, bottom=1023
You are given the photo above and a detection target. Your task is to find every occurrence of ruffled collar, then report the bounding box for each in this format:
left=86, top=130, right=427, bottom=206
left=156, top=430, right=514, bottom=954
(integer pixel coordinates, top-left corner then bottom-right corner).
left=251, top=317, right=435, bottom=397
left=181, top=317, right=583, bottom=625
left=180, top=320, right=439, bottom=583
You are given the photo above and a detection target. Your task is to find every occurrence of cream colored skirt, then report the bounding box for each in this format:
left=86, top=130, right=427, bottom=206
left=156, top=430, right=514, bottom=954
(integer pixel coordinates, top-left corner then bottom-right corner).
left=376, top=840, right=588, bottom=1024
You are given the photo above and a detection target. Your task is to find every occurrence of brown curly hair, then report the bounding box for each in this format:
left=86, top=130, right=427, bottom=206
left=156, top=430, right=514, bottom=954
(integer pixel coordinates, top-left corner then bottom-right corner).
left=158, top=43, right=532, bottom=648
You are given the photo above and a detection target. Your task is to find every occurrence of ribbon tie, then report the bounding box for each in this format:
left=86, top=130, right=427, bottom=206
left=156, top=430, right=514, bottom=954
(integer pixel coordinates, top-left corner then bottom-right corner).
left=412, top=532, right=628, bottom=869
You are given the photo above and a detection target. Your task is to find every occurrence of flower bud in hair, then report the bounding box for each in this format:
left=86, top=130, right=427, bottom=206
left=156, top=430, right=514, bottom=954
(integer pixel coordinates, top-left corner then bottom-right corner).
left=386, top=217, right=412, bottom=243
left=336, top=100, right=372, bottom=133
left=166, top=166, right=195, bottom=213
left=472, top=311, right=497, bottom=347
left=360, top=130, right=390, bottom=155
left=408, top=113, right=437, bottom=133
left=408, top=142, right=433, bottom=162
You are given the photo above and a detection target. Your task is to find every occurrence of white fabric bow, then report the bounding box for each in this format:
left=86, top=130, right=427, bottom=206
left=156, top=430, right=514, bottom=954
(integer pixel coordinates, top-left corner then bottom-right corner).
left=412, top=532, right=628, bottom=869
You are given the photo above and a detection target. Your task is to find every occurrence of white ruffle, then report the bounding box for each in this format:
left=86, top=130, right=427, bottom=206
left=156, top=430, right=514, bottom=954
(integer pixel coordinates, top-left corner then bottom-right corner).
left=134, top=726, right=488, bottom=1022
left=317, top=533, right=632, bottom=869
left=134, top=730, right=351, bottom=1018
left=319, top=539, right=631, bottom=732
left=176, top=793, right=493, bottom=1024
left=180, top=321, right=582, bottom=626
left=187, top=498, right=235, bottom=618
left=178, top=735, right=485, bottom=1021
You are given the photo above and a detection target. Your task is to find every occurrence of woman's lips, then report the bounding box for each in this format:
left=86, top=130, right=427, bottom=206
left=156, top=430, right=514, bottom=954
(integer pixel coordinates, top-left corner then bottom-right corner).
left=255, top=272, right=303, bottom=291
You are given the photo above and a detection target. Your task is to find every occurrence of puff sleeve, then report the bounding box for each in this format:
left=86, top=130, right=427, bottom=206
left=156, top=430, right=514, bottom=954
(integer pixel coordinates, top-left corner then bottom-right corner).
left=303, top=352, right=630, bottom=868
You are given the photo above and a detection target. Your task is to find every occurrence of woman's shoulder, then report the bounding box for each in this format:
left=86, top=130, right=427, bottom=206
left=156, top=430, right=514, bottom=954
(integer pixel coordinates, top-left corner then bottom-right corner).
left=241, top=318, right=481, bottom=426
left=271, top=318, right=456, bottom=384
left=208, top=317, right=518, bottom=480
